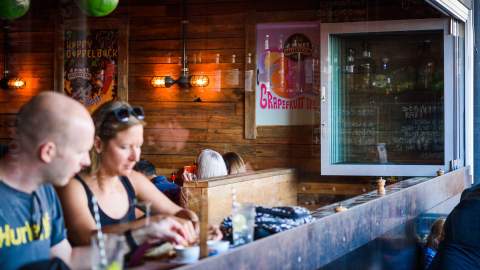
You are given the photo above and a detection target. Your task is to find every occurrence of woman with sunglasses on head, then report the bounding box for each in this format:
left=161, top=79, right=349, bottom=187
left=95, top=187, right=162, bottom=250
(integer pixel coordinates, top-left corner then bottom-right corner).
left=56, top=100, right=202, bottom=247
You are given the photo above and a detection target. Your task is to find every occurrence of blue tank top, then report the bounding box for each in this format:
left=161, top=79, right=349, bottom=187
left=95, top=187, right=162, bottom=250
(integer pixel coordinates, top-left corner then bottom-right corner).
left=75, top=174, right=136, bottom=226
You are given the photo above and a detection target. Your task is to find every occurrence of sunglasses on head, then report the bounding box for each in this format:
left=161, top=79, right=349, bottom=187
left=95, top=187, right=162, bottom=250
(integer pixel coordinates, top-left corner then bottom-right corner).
left=111, top=106, right=145, bottom=123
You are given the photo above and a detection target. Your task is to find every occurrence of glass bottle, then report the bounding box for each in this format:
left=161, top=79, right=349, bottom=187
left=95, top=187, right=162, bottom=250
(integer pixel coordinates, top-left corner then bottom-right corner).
left=372, top=57, right=393, bottom=95
left=278, top=36, right=285, bottom=91
left=357, top=42, right=375, bottom=91
left=271, top=36, right=285, bottom=94
left=305, top=44, right=314, bottom=91
left=417, top=40, right=435, bottom=90
left=264, top=34, right=271, bottom=89
left=344, top=48, right=356, bottom=91
left=345, top=48, right=356, bottom=74
left=214, top=53, right=221, bottom=90
left=230, top=54, right=239, bottom=86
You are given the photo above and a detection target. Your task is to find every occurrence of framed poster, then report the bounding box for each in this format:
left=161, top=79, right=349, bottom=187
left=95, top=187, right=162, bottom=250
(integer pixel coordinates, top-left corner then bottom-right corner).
left=255, top=22, right=320, bottom=126
left=54, top=19, right=128, bottom=112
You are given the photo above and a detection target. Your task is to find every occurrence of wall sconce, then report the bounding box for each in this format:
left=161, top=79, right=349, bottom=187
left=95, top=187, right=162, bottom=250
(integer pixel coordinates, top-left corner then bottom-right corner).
left=190, top=75, right=209, bottom=87
left=151, top=0, right=208, bottom=89
left=151, top=74, right=209, bottom=88
left=1, top=76, right=26, bottom=89
left=151, top=76, right=174, bottom=88
left=1, top=24, right=25, bottom=90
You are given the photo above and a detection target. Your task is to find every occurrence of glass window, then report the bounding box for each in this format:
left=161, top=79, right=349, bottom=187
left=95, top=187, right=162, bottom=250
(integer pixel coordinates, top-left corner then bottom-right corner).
left=321, top=19, right=456, bottom=176
left=331, top=31, right=444, bottom=165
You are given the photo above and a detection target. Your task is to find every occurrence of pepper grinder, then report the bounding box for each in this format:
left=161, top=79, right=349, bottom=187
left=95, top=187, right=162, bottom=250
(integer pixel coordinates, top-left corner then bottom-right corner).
left=377, top=177, right=386, bottom=195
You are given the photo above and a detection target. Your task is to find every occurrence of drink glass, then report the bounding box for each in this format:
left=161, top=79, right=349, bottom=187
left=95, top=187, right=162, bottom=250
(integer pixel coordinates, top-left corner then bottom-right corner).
left=91, top=234, right=127, bottom=270
left=232, top=203, right=255, bottom=246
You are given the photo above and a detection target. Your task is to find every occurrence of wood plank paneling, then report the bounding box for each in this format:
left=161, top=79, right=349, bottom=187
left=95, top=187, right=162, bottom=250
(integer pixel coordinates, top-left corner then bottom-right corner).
left=0, top=0, right=444, bottom=176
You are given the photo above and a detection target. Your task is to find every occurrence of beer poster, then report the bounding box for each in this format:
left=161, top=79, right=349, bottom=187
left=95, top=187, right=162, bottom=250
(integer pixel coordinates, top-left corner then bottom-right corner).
left=55, top=19, right=128, bottom=112
left=256, top=22, right=320, bottom=126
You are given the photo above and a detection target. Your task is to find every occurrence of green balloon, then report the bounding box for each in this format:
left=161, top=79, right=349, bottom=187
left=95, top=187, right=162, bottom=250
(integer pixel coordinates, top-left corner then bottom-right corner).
left=0, top=0, right=30, bottom=20
left=75, top=0, right=119, bottom=17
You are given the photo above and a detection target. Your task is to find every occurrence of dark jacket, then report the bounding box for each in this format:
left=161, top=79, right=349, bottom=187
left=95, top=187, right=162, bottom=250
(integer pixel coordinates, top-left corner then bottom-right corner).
left=429, top=196, right=480, bottom=270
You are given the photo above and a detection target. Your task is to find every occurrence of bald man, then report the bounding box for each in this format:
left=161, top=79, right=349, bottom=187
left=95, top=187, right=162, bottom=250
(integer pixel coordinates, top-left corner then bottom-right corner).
left=0, top=93, right=187, bottom=270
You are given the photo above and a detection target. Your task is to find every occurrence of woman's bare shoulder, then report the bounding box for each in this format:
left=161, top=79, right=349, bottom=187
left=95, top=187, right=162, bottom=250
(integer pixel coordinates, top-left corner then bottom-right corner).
left=57, top=175, right=87, bottom=200
left=127, top=170, right=151, bottom=186
left=128, top=171, right=148, bottom=182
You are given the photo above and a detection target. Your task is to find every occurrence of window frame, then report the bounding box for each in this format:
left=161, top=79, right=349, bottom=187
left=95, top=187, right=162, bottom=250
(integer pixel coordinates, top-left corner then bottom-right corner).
left=320, top=18, right=455, bottom=176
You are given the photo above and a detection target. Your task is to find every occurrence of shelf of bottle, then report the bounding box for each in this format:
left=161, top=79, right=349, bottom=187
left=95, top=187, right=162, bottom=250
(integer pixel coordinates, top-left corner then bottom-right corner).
left=342, top=87, right=443, bottom=94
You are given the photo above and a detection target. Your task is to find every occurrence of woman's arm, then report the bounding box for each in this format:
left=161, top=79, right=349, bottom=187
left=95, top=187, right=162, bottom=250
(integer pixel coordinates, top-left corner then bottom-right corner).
left=56, top=178, right=99, bottom=246
left=130, top=171, right=199, bottom=243
left=129, top=170, right=184, bottom=215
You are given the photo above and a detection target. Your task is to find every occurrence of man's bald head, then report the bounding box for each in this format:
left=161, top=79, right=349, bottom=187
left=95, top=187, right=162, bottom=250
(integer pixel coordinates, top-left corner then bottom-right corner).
left=13, top=92, right=95, bottom=186
left=16, top=92, right=93, bottom=150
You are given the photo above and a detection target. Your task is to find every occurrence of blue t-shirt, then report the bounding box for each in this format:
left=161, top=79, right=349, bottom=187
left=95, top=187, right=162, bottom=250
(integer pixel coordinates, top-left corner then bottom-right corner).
left=0, top=181, right=67, bottom=270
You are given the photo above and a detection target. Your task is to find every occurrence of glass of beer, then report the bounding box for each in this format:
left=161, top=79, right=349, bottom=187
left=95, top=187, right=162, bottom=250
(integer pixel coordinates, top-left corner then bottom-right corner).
left=232, top=203, right=256, bottom=246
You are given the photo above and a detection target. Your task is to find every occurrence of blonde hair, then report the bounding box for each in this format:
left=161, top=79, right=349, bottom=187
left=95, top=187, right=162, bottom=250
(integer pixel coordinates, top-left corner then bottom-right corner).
left=88, top=100, right=145, bottom=173
left=426, top=218, right=446, bottom=250
left=196, top=149, right=228, bottom=179
left=223, top=152, right=246, bottom=175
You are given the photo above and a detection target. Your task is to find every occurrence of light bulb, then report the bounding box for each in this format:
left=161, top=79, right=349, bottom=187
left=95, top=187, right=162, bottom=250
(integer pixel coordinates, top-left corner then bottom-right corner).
left=190, top=75, right=209, bottom=87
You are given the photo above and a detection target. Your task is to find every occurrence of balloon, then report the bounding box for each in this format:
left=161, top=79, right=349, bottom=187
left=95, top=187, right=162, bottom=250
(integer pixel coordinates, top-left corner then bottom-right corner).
left=0, top=0, right=30, bottom=20
left=75, top=0, right=119, bottom=17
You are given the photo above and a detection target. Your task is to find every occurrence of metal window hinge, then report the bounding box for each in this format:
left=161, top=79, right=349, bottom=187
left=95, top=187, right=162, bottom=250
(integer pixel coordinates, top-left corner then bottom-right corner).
left=321, top=123, right=327, bottom=138
left=449, top=159, right=462, bottom=171
left=449, top=18, right=460, bottom=37
left=321, top=86, right=326, bottom=102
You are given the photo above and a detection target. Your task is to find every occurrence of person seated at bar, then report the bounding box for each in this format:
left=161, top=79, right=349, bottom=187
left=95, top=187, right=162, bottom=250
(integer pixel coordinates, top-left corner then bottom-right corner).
left=134, top=159, right=181, bottom=204
left=222, top=151, right=247, bottom=175
left=459, top=183, right=480, bottom=201
left=429, top=195, right=480, bottom=269
left=0, top=93, right=188, bottom=270
left=181, top=149, right=228, bottom=181
left=57, top=100, right=202, bottom=247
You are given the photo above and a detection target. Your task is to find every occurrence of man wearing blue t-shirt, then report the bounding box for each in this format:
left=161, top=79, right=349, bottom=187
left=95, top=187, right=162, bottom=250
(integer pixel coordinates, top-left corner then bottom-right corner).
left=0, top=93, right=188, bottom=270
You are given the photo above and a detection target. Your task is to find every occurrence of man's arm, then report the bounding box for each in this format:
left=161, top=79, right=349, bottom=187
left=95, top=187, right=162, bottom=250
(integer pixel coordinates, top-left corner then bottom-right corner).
left=50, top=239, right=71, bottom=265
left=50, top=217, right=189, bottom=269
left=51, top=239, right=92, bottom=270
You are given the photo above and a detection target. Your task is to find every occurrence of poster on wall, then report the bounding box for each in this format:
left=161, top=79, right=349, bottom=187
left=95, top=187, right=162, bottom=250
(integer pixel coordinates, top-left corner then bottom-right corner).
left=55, top=19, right=128, bottom=112
left=256, top=22, right=320, bottom=126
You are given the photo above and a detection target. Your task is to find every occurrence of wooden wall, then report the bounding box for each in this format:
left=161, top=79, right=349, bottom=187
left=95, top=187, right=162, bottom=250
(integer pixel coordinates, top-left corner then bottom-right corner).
left=0, top=0, right=442, bottom=176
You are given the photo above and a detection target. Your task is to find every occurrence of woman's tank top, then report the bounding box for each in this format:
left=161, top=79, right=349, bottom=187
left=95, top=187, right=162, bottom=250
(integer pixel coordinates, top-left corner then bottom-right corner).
left=75, top=174, right=136, bottom=226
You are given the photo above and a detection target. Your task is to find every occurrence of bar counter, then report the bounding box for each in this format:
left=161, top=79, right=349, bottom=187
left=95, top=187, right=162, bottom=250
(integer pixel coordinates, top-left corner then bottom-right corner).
left=135, top=167, right=468, bottom=270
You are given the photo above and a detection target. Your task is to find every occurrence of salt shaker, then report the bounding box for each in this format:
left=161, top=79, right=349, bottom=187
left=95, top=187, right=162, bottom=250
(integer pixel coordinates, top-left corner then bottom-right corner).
left=377, top=177, right=386, bottom=195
